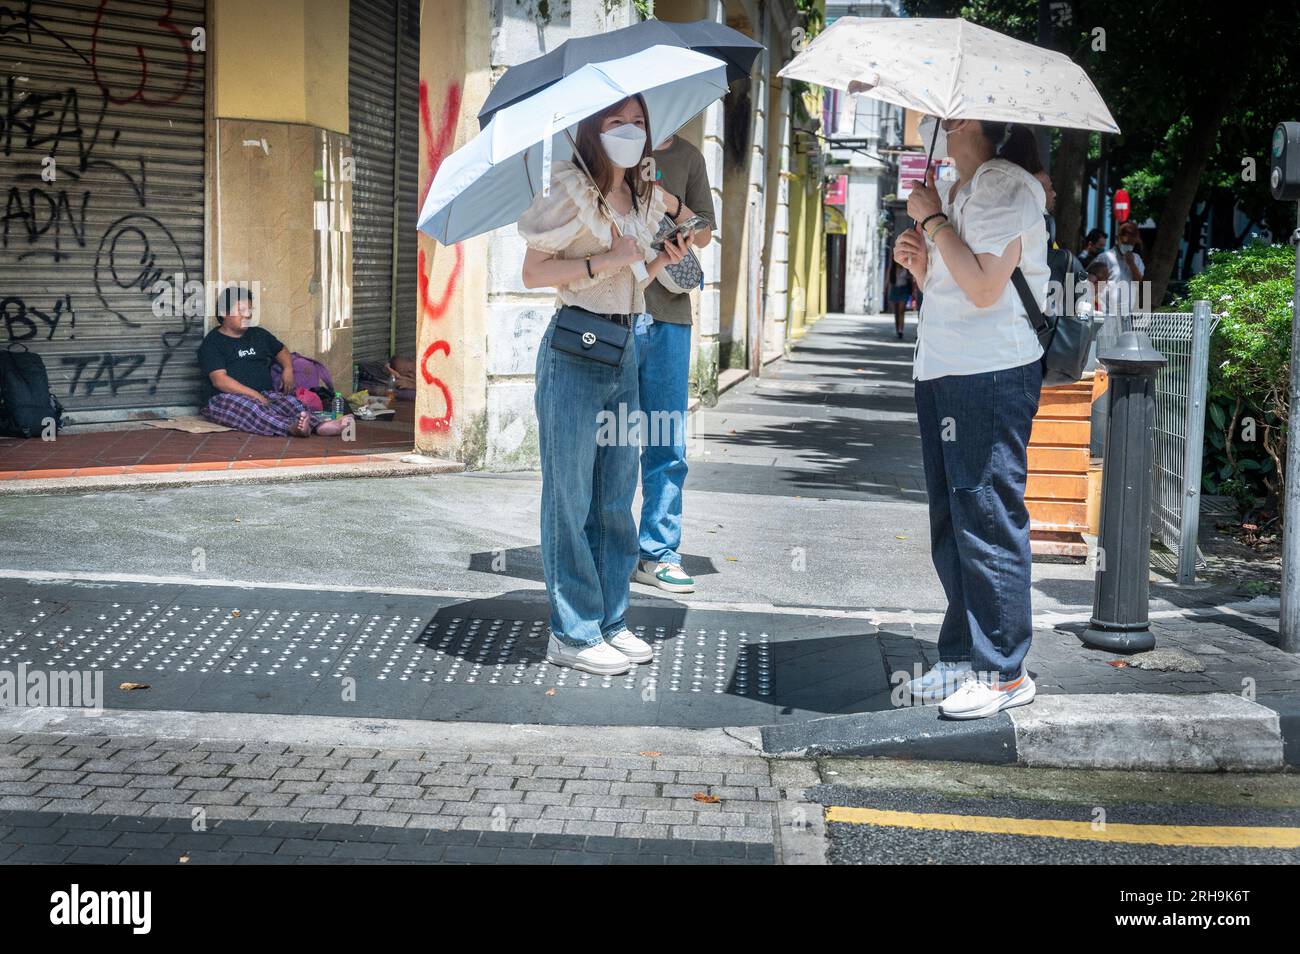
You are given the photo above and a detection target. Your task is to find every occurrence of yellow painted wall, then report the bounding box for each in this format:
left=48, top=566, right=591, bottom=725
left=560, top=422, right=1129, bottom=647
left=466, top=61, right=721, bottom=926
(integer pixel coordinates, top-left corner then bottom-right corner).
left=211, top=0, right=349, bottom=134
left=787, top=154, right=807, bottom=338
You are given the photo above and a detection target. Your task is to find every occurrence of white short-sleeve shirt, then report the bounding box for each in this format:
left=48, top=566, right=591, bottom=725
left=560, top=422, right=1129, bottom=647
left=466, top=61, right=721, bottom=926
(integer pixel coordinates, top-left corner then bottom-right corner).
left=914, top=158, right=1049, bottom=381
left=1098, top=247, right=1145, bottom=314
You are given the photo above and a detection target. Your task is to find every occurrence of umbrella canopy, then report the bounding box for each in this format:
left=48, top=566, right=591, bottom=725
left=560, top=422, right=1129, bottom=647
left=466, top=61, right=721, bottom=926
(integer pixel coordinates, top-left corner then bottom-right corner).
left=778, top=17, right=1119, bottom=134
left=478, top=17, right=761, bottom=131
left=418, top=45, right=729, bottom=245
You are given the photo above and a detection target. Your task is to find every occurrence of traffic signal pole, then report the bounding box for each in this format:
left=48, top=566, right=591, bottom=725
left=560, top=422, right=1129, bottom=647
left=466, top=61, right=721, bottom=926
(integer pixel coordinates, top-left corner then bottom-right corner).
left=1272, top=122, right=1300, bottom=652
left=1279, top=209, right=1300, bottom=653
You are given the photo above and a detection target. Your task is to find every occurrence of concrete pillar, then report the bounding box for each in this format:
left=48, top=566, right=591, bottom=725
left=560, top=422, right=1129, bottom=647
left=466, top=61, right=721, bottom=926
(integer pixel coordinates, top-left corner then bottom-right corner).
left=764, top=74, right=792, bottom=354
left=466, top=0, right=642, bottom=469
left=414, top=0, right=491, bottom=462
left=718, top=0, right=767, bottom=376
left=808, top=152, right=826, bottom=324
left=787, top=149, right=808, bottom=339
left=208, top=0, right=353, bottom=387
left=657, top=0, right=724, bottom=405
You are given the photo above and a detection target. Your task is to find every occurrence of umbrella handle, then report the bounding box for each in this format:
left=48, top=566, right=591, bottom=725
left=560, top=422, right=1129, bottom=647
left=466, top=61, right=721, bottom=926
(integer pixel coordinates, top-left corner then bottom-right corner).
left=924, top=119, right=940, bottom=187
left=913, top=117, right=942, bottom=233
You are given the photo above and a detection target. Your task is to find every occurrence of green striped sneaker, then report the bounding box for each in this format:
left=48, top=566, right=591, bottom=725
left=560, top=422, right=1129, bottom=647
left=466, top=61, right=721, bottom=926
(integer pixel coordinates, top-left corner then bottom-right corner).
left=635, top=560, right=696, bottom=594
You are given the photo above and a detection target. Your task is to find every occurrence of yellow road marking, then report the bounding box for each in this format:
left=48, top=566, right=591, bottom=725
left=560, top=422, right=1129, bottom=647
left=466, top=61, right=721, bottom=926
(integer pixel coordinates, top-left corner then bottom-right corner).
left=825, top=806, right=1300, bottom=849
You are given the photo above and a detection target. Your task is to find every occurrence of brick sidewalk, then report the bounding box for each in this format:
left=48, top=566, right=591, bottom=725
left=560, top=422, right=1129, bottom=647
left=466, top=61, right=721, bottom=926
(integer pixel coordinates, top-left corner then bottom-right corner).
left=0, top=734, right=781, bottom=854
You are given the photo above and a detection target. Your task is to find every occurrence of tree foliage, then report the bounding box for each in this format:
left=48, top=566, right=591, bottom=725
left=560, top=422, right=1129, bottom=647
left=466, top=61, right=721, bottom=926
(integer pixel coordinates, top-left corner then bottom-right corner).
left=1179, top=243, right=1295, bottom=509
left=906, top=0, right=1300, bottom=300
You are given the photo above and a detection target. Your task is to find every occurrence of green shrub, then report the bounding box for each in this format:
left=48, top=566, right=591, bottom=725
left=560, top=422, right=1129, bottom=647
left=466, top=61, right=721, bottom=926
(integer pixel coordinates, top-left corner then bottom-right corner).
left=1180, top=243, right=1295, bottom=512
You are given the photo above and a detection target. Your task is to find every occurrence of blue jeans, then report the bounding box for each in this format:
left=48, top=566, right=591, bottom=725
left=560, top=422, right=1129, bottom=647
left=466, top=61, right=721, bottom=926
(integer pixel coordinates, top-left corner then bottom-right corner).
left=914, top=359, right=1042, bottom=680
left=535, top=313, right=642, bottom=648
left=634, top=316, right=691, bottom=566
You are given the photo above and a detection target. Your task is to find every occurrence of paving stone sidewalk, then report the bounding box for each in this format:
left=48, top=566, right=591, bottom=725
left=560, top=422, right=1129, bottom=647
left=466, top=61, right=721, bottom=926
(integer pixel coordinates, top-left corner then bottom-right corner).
left=0, top=733, right=782, bottom=858
left=879, top=606, right=1300, bottom=699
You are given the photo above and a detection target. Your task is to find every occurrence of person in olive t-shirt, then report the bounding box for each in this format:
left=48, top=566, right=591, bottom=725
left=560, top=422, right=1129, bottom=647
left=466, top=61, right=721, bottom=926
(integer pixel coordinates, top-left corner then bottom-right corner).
left=633, top=135, right=715, bottom=594
left=197, top=287, right=351, bottom=438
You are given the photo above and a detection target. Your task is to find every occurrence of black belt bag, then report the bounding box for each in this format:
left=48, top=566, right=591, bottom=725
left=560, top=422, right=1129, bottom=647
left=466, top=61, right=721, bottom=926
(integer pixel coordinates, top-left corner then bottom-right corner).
left=550, top=305, right=631, bottom=367
left=1011, top=267, right=1098, bottom=387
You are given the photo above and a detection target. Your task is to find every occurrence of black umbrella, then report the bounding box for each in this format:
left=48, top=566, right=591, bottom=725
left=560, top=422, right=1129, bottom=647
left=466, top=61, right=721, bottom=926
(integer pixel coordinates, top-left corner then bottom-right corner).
left=478, top=18, right=763, bottom=130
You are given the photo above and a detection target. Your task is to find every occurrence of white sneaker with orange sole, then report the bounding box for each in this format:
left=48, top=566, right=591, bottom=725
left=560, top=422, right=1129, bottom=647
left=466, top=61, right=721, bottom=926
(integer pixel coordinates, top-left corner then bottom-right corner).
left=938, top=671, right=1036, bottom=720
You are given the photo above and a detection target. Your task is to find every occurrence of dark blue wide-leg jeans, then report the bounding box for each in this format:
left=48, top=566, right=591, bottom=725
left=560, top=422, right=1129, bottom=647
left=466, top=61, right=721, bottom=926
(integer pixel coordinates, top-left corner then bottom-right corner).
left=914, top=359, right=1042, bottom=681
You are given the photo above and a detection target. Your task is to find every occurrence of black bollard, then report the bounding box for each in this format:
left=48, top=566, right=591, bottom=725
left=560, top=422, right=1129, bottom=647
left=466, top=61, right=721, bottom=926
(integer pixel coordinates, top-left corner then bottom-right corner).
left=1082, top=328, right=1167, bottom=652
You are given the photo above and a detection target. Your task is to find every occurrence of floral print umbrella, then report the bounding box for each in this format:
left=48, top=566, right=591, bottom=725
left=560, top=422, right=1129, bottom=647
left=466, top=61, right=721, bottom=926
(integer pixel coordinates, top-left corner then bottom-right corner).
left=779, top=16, right=1119, bottom=134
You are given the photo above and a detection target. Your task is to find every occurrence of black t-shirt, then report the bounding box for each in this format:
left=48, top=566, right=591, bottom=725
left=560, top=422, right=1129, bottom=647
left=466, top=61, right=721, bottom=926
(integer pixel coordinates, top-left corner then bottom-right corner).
left=197, top=326, right=285, bottom=404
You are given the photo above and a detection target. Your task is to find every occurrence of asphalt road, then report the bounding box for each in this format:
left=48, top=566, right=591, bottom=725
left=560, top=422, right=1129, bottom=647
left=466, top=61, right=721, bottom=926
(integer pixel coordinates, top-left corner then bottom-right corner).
left=810, top=759, right=1300, bottom=866
left=0, top=315, right=1105, bottom=616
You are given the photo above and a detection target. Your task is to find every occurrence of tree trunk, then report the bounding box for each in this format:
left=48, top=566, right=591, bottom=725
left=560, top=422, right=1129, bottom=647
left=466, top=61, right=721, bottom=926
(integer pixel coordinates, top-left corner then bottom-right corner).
left=1053, top=128, right=1089, bottom=255
left=1145, top=80, right=1241, bottom=306
left=1181, top=199, right=1211, bottom=279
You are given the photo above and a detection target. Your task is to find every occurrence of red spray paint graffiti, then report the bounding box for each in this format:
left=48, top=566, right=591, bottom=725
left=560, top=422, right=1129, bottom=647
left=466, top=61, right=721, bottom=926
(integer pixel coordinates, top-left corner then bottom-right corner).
left=417, top=81, right=462, bottom=437
left=92, top=0, right=195, bottom=106
left=419, top=80, right=462, bottom=204
left=418, top=245, right=463, bottom=322
left=418, top=340, right=453, bottom=433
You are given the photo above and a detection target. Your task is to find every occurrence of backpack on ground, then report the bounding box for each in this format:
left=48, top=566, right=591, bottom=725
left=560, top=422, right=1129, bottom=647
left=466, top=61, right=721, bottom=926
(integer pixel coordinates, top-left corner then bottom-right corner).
left=0, top=345, right=63, bottom=438
left=270, top=352, right=334, bottom=394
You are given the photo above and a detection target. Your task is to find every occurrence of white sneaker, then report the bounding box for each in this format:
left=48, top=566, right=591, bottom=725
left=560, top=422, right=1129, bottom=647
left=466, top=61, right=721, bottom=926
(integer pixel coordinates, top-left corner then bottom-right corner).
left=604, top=628, right=653, bottom=663
left=939, top=671, right=1036, bottom=720
left=546, top=634, right=632, bottom=675
left=635, top=560, right=696, bottom=593
left=905, top=660, right=972, bottom=703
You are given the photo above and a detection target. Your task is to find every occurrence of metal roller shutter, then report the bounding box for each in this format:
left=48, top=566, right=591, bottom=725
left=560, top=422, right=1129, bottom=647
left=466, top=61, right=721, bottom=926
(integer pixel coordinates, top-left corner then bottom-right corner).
left=394, top=0, right=419, bottom=362
left=348, top=0, right=418, bottom=364
left=0, top=0, right=207, bottom=419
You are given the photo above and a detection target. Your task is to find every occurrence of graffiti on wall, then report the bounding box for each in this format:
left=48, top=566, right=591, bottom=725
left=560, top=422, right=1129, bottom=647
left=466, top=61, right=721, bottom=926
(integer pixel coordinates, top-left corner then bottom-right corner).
left=417, top=78, right=461, bottom=435
left=0, top=0, right=201, bottom=399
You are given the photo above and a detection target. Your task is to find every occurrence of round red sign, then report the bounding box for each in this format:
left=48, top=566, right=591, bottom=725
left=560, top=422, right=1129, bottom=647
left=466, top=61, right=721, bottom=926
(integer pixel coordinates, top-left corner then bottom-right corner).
left=1113, top=188, right=1131, bottom=223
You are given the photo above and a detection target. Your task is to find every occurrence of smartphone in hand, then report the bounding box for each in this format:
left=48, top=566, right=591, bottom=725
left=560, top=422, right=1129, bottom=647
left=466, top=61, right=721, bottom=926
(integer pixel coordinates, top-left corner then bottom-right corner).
left=652, top=215, right=710, bottom=251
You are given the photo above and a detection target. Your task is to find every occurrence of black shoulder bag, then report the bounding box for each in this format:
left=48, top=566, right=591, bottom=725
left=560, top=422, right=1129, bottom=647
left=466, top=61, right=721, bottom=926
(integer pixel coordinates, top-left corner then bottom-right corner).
left=1011, top=267, right=1098, bottom=387
left=550, top=148, right=641, bottom=368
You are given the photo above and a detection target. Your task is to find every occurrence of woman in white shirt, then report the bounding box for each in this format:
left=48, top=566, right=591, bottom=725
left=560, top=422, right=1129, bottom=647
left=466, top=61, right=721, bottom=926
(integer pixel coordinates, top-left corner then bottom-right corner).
left=892, top=118, right=1048, bottom=720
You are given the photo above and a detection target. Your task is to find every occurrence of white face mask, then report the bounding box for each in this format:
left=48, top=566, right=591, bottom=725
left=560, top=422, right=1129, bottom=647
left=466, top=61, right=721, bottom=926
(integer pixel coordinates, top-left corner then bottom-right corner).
left=599, top=123, right=646, bottom=169
left=1118, top=242, right=1134, bottom=254
left=918, top=115, right=949, bottom=159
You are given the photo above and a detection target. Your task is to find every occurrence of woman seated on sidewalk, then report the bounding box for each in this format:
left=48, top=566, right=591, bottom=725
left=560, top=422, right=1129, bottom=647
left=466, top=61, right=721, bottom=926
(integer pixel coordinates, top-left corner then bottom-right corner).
left=198, top=288, right=351, bottom=437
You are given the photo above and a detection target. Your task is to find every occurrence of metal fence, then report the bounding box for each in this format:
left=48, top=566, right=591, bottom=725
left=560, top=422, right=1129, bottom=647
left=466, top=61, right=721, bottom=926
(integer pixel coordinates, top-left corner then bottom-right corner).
left=1111, top=301, right=1219, bottom=584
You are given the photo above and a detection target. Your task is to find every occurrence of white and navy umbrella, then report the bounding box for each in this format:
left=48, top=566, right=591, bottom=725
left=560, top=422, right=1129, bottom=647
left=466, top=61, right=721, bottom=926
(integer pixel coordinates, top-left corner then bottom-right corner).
left=417, top=45, right=729, bottom=245
left=478, top=18, right=760, bottom=128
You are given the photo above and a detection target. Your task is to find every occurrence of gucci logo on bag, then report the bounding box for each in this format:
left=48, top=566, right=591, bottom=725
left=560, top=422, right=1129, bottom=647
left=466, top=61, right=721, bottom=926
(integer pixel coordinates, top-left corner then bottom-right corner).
left=581, top=331, right=597, bottom=348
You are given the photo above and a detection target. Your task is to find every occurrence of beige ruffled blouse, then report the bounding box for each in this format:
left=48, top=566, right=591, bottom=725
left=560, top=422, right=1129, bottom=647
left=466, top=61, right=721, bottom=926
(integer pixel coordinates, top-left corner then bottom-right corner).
left=516, top=161, right=668, bottom=315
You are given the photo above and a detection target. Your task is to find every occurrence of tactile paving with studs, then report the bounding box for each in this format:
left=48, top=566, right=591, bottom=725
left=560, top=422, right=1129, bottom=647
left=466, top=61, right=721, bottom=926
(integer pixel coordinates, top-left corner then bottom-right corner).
left=0, top=579, right=891, bottom=727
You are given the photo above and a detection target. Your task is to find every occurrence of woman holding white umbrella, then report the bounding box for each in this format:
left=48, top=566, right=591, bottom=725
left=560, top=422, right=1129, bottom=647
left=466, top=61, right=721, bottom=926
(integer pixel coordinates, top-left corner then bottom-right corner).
left=779, top=16, right=1121, bottom=719
left=518, top=95, right=694, bottom=676
left=893, top=119, right=1048, bottom=718
left=417, top=43, right=736, bottom=676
